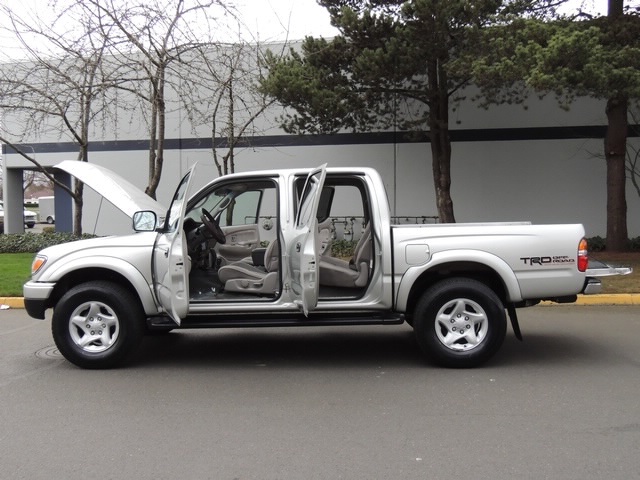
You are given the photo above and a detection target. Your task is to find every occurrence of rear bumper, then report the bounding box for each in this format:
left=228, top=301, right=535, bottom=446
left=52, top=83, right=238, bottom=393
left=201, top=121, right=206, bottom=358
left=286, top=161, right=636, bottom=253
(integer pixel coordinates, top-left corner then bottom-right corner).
left=582, top=277, right=602, bottom=295
left=587, top=264, right=633, bottom=277
left=582, top=261, right=633, bottom=295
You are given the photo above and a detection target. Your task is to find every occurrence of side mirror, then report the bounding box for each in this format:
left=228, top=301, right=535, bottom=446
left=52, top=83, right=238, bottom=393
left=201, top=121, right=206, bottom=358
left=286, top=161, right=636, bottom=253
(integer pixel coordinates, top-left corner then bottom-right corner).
left=133, top=211, right=158, bottom=232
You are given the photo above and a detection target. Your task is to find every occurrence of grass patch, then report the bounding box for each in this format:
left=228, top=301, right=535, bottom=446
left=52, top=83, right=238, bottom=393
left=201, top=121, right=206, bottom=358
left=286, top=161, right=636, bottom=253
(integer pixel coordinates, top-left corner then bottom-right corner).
left=0, top=253, right=34, bottom=297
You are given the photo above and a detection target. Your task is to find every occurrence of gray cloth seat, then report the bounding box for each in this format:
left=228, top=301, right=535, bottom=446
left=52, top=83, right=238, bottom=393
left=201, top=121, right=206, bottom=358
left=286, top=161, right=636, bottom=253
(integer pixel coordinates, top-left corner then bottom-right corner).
left=218, top=240, right=279, bottom=294
left=319, top=224, right=372, bottom=288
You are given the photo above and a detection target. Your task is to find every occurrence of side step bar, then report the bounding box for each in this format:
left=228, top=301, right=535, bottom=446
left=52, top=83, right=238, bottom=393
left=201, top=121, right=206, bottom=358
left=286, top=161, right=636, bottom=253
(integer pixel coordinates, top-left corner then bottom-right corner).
left=148, top=311, right=406, bottom=330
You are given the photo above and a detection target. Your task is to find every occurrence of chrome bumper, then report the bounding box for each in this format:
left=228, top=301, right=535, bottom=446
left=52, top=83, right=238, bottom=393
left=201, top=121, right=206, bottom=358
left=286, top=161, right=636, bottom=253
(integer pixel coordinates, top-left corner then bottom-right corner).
left=582, top=260, right=633, bottom=295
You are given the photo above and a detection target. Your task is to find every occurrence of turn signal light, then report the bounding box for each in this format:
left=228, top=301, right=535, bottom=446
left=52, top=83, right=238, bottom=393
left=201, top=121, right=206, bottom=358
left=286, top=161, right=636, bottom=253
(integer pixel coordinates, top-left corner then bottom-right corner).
left=31, top=255, right=47, bottom=275
left=577, top=238, right=588, bottom=272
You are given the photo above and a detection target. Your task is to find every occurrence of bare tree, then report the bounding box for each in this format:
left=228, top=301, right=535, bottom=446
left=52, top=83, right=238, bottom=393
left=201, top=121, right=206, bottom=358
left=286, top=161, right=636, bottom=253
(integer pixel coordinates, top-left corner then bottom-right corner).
left=182, top=40, right=277, bottom=176
left=80, top=0, right=235, bottom=198
left=0, top=1, right=116, bottom=234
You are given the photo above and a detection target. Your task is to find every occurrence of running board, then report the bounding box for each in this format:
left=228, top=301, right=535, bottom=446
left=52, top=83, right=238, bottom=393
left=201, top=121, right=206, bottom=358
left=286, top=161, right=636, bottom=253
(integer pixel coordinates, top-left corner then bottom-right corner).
left=148, top=311, right=406, bottom=330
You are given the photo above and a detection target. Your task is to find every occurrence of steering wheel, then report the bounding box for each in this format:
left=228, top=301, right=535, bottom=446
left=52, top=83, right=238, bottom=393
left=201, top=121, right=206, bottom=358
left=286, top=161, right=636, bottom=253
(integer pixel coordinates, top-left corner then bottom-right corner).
left=200, top=208, right=226, bottom=244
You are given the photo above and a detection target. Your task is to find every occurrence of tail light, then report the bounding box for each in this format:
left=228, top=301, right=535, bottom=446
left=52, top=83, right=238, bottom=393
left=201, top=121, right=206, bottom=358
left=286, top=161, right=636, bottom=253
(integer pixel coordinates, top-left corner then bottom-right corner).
left=577, top=238, right=588, bottom=272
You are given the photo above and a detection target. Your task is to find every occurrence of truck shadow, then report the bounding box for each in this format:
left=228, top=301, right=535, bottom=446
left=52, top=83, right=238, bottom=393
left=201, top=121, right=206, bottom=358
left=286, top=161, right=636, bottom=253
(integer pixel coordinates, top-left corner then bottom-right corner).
left=132, top=326, right=426, bottom=369
left=498, top=331, right=613, bottom=367
left=129, top=325, right=610, bottom=369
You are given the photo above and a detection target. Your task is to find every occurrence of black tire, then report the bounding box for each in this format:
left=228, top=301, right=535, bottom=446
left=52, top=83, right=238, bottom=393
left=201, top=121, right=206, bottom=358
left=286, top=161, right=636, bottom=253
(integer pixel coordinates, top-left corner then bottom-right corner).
left=52, top=281, right=145, bottom=369
left=413, top=278, right=506, bottom=368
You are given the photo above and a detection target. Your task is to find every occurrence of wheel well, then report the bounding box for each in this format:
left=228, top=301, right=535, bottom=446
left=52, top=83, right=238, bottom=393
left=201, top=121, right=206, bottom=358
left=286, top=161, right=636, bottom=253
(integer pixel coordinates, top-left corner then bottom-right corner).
left=405, top=262, right=507, bottom=317
left=47, top=268, right=143, bottom=311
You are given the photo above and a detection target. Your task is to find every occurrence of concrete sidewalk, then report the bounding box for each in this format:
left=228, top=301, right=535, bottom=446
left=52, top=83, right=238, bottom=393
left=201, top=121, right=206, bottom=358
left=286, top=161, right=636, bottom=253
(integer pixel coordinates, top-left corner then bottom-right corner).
left=2, top=294, right=640, bottom=310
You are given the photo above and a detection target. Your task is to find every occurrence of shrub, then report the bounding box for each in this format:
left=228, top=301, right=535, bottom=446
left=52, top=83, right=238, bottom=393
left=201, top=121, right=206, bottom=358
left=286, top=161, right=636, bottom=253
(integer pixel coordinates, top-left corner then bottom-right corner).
left=586, top=236, right=606, bottom=252
left=586, top=236, right=640, bottom=252
left=330, top=239, right=357, bottom=258
left=0, top=232, right=97, bottom=254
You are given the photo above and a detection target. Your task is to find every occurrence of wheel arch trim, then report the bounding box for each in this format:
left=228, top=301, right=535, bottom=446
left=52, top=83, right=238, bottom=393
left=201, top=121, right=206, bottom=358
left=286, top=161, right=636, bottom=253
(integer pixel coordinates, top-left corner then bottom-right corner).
left=395, top=249, right=523, bottom=312
left=43, top=257, right=158, bottom=314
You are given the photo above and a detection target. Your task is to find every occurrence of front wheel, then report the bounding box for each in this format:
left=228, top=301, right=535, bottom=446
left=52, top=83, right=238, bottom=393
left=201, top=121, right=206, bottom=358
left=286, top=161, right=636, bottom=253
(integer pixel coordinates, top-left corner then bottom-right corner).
left=413, top=278, right=506, bottom=368
left=52, top=281, right=145, bottom=369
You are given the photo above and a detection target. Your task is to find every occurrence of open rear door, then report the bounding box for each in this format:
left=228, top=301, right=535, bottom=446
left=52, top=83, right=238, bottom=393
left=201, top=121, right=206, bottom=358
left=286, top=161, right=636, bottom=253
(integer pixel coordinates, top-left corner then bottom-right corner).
left=288, top=165, right=327, bottom=316
left=153, top=167, right=196, bottom=325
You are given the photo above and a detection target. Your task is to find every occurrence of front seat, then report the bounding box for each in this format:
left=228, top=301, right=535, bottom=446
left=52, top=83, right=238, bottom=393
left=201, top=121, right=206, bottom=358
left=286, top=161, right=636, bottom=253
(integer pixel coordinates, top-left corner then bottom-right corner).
left=218, top=240, right=279, bottom=294
left=319, top=224, right=372, bottom=288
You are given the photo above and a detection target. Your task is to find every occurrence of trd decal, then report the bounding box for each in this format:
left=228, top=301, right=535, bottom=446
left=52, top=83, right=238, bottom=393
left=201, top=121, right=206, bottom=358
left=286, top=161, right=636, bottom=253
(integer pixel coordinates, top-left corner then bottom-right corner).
left=520, top=256, right=575, bottom=266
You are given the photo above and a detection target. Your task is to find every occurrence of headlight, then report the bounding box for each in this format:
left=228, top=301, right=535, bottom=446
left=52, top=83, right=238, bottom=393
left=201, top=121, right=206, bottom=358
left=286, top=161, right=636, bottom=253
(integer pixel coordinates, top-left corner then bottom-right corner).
left=31, top=255, right=47, bottom=275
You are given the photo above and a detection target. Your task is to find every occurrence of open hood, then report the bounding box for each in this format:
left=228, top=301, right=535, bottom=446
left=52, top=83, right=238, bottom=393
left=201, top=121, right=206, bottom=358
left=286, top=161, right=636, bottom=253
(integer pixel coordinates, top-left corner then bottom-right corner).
left=54, top=160, right=166, bottom=219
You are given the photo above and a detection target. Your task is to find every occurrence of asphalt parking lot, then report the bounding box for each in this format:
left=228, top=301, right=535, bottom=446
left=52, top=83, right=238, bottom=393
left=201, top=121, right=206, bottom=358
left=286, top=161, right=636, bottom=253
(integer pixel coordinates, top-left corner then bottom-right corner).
left=1, top=305, right=640, bottom=480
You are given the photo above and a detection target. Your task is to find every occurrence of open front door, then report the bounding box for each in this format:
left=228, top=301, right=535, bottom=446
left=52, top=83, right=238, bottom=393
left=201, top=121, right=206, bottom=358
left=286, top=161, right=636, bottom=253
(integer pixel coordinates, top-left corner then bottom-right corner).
left=153, top=167, right=196, bottom=325
left=288, top=165, right=327, bottom=316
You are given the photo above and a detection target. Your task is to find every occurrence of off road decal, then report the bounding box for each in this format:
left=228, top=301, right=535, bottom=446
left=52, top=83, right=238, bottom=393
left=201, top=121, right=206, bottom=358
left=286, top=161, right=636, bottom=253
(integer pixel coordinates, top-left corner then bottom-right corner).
left=520, top=255, right=575, bottom=266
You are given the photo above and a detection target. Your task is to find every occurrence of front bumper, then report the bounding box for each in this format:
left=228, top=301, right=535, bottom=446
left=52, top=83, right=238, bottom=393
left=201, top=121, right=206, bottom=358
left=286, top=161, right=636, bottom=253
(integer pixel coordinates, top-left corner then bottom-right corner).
left=24, top=298, right=48, bottom=319
left=23, top=281, right=55, bottom=319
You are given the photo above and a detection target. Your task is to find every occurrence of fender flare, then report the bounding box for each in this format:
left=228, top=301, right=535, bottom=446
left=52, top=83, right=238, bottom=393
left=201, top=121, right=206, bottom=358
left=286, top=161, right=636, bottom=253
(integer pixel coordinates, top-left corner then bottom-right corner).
left=395, top=249, right=523, bottom=312
left=40, top=255, right=159, bottom=315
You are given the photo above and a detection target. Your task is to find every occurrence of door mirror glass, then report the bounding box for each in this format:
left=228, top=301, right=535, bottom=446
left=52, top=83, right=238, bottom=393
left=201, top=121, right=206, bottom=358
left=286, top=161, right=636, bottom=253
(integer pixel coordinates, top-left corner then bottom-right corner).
left=133, top=211, right=157, bottom=232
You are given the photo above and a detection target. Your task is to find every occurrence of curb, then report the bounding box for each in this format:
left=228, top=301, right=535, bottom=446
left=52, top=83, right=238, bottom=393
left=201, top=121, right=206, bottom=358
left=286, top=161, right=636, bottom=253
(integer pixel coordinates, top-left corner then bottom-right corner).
left=0, top=298, right=27, bottom=309
left=558, top=294, right=640, bottom=306
left=2, top=295, right=640, bottom=310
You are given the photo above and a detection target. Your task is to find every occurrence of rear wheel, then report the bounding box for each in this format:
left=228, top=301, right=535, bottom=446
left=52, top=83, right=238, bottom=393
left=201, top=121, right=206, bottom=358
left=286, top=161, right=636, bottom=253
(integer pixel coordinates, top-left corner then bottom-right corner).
left=413, top=278, right=506, bottom=368
left=52, top=281, right=145, bottom=369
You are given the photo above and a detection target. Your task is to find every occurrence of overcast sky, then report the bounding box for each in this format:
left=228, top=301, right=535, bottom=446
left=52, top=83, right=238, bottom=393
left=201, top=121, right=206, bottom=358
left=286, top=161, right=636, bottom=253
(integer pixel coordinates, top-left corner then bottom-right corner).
left=0, top=0, right=629, bottom=60
left=235, top=0, right=339, bottom=41
left=247, top=0, right=612, bottom=41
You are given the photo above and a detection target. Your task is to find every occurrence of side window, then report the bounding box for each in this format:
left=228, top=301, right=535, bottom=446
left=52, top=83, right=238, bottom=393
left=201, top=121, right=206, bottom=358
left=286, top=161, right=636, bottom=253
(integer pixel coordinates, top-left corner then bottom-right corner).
left=326, top=183, right=367, bottom=241
left=294, top=175, right=370, bottom=236
left=185, top=179, right=278, bottom=236
left=220, top=190, right=262, bottom=227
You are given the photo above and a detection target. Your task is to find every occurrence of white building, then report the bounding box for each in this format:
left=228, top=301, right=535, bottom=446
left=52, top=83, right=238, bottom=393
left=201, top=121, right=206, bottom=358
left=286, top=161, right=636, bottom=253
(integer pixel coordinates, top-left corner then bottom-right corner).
left=2, top=51, right=639, bottom=239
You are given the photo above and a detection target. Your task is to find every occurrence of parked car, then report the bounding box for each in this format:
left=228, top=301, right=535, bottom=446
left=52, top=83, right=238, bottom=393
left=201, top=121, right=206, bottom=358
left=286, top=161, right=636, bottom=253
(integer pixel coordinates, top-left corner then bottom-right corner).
left=0, top=202, right=38, bottom=232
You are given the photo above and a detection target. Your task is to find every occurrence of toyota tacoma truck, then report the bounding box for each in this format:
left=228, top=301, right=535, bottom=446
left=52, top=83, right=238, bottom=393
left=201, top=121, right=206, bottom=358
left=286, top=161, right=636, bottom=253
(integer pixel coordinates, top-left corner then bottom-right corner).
left=23, top=161, right=621, bottom=369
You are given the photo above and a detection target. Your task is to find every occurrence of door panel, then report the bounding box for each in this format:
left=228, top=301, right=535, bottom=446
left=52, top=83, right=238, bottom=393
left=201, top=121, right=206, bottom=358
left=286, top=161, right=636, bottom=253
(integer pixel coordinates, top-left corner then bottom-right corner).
left=217, top=224, right=260, bottom=262
left=288, top=165, right=326, bottom=316
left=153, top=168, right=196, bottom=325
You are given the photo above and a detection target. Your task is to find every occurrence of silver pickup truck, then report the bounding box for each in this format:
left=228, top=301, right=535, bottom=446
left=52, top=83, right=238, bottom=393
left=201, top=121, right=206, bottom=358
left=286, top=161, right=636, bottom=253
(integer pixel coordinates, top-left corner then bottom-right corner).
left=23, top=161, right=626, bottom=369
